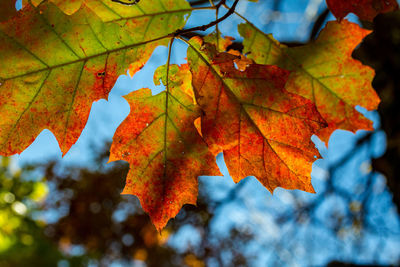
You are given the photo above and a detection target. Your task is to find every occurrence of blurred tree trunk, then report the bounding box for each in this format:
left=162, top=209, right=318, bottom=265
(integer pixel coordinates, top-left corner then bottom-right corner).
left=354, top=11, right=400, bottom=214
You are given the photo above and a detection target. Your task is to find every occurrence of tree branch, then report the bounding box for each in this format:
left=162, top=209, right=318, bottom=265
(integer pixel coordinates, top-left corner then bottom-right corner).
left=172, top=0, right=238, bottom=36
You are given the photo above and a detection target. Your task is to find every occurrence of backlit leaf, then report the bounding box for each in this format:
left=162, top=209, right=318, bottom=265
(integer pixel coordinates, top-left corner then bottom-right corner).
left=29, top=0, right=85, bottom=15
left=203, top=32, right=235, bottom=52
left=239, top=20, right=380, bottom=143
left=0, top=0, right=190, bottom=156
left=187, top=37, right=326, bottom=193
left=25, top=0, right=158, bottom=17
left=109, top=63, right=220, bottom=230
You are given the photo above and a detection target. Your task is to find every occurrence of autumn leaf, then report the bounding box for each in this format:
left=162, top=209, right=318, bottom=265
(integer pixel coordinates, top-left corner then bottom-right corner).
left=203, top=32, right=252, bottom=71
left=26, top=0, right=147, bottom=16
left=26, top=0, right=84, bottom=15
left=0, top=0, right=384, bottom=233
left=163, top=63, right=196, bottom=104
left=326, top=0, right=399, bottom=21
left=239, top=20, right=380, bottom=143
left=0, top=0, right=190, bottom=156
left=109, top=62, right=220, bottom=231
left=0, top=0, right=17, bottom=22
left=203, top=31, right=235, bottom=52
left=187, top=37, right=326, bottom=193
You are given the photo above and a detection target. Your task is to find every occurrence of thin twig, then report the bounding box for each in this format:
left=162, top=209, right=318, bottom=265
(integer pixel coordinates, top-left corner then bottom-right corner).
left=162, top=38, right=175, bottom=206
left=166, top=38, right=175, bottom=93
left=226, top=4, right=254, bottom=25
left=111, top=0, right=140, bottom=6
left=110, top=0, right=235, bottom=40
left=190, top=0, right=213, bottom=6
left=172, top=0, right=239, bottom=36
left=216, top=6, right=220, bottom=49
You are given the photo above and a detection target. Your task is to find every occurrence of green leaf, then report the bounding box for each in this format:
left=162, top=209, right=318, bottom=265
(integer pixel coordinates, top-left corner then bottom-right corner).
left=0, top=0, right=191, bottom=156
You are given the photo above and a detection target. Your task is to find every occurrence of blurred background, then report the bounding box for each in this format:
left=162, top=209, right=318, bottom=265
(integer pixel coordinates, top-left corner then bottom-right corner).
left=3, top=0, right=400, bottom=266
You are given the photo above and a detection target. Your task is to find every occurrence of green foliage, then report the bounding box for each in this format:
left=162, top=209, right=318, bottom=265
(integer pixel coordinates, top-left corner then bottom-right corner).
left=0, top=157, right=86, bottom=266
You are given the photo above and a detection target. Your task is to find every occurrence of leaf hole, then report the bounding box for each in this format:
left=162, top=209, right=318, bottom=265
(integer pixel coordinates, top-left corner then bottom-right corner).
left=97, top=71, right=106, bottom=78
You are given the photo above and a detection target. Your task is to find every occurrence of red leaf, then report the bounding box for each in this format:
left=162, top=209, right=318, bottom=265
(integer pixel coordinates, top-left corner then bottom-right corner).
left=109, top=64, right=220, bottom=230
left=187, top=37, right=326, bottom=193
left=327, top=0, right=399, bottom=21
left=239, top=20, right=380, bottom=144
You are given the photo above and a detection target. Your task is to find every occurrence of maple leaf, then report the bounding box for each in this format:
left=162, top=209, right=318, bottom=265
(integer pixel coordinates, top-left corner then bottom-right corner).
left=238, top=20, right=380, bottom=143
left=0, top=0, right=384, bottom=233
left=187, top=37, right=326, bottom=193
left=326, top=0, right=399, bottom=21
left=26, top=0, right=85, bottom=15
left=25, top=0, right=147, bottom=16
left=0, top=0, right=190, bottom=156
left=109, top=62, right=220, bottom=231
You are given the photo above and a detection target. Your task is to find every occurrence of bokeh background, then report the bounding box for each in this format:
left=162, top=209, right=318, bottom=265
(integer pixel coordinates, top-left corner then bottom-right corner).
left=2, top=0, right=400, bottom=266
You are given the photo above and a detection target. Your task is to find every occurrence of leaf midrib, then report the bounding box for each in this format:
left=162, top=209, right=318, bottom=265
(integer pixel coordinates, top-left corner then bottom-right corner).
left=188, top=41, right=311, bottom=178
left=1, top=34, right=169, bottom=81
left=0, top=5, right=192, bottom=81
left=257, top=27, right=357, bottom=109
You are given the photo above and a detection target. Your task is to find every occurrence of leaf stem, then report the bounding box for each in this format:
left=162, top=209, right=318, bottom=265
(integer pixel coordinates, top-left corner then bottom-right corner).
left=166, top=38, right=175, bottom=94
left=223, top=3, right=254, bottom=26
left=175, top=36, right=190, bottom=46
left=215, top=5, right=220, bottom=49
left=163, top=38, right=175, bottom=178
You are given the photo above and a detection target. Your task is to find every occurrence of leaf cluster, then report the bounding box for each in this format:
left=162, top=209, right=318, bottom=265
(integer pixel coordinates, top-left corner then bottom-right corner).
left=0, top=0, right=390, bottom=229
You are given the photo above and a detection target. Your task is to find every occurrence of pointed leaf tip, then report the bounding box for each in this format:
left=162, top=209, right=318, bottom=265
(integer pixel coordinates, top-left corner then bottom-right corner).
left=187, top=38, right=325, bottom=194
left=110, top=64, right=220, bottom=230
left=239, top=20, right=380, bottom=144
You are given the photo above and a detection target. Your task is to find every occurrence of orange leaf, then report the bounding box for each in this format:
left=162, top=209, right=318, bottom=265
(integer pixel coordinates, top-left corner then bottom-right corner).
left=187, top=37, right=326, bottom=193
left=239, top=20, right=380, bottom=144
left=326, top=0, right=398, bottom=21
left=109, top=64, right=220, bottom=231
